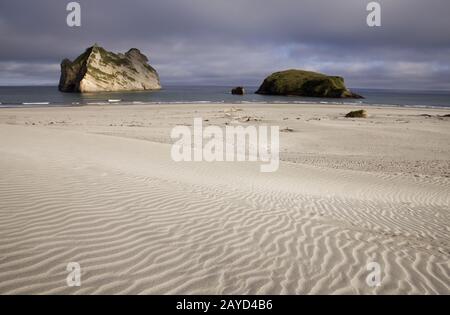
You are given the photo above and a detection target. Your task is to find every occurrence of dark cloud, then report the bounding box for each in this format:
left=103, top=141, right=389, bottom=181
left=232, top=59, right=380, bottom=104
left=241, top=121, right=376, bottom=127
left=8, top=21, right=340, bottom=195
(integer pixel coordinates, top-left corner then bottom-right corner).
left=0, top=0, right=449, bottom=89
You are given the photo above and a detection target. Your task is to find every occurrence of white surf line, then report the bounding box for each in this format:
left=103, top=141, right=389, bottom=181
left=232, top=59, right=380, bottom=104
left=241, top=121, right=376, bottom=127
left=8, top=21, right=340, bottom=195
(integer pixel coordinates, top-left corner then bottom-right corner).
left=22, top=102, right=50, bottom=105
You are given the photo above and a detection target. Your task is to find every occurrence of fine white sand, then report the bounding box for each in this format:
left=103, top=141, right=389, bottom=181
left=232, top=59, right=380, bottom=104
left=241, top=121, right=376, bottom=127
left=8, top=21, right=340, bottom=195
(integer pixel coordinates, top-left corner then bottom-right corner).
left=0, top=103, right=449, bottom=294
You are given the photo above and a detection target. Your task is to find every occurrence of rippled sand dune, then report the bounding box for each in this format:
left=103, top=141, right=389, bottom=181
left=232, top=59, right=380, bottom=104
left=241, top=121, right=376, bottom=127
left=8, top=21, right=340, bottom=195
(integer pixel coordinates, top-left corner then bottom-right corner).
left=0, top=104, right=449, bottom=294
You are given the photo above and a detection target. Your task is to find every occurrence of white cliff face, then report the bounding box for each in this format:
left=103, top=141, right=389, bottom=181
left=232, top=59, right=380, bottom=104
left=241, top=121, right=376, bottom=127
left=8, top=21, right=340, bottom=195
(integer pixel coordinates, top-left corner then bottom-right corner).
left=59, top=45, right=161, bottom=93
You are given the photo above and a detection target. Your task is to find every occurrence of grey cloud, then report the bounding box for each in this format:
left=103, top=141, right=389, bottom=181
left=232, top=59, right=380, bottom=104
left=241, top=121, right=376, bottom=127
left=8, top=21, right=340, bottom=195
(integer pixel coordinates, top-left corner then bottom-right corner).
left=0, top=0, right=449, bottom=89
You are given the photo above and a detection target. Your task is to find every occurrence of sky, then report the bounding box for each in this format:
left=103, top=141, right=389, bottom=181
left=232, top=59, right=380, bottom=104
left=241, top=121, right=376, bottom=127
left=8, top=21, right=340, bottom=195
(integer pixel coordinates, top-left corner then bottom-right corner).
left=0, top=0, right=449, bottom=90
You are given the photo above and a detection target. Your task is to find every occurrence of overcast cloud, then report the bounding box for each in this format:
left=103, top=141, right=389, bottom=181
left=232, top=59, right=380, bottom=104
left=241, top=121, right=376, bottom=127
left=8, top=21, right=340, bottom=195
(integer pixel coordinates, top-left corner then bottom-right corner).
left=0, top=0, right=449, bottom=89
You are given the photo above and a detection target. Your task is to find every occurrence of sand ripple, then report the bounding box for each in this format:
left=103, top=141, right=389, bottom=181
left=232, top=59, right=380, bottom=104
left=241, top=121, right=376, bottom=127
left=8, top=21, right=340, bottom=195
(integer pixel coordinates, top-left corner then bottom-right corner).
left=0, top=125, right=449, bottom=294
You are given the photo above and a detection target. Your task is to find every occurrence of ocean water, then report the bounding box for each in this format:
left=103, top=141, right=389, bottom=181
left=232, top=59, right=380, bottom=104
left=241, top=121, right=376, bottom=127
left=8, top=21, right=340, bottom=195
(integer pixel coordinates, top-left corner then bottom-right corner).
left=0, top=85, right=450, bottom=108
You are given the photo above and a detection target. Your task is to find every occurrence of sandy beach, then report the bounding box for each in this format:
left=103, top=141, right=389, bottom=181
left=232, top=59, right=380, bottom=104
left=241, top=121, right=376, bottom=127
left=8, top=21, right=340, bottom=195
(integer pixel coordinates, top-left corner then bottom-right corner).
left=0, top=103, right=449, bottom=294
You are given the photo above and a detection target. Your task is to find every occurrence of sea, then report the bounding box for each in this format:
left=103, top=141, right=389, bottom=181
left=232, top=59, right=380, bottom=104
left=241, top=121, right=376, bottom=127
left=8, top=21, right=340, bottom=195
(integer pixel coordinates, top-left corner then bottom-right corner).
left=1, top=85, right=450, bottom=108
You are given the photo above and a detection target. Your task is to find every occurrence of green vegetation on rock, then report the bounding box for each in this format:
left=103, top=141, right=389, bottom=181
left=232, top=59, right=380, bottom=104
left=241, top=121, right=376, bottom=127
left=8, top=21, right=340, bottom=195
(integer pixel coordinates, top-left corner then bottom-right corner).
left=143, top=63, right=157, bottom=74
left=86, top=66, right=115, bottom=83
left=255, top=69, right=363, bottom=98
left=94, top=46, right=131, bottom=67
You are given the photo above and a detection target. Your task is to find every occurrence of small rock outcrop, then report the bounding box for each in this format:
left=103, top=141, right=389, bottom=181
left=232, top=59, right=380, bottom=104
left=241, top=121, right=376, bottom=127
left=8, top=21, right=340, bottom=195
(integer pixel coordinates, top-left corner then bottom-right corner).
left=345, top=109, right=368, bottom=118
left=231, top=86, right=245, bottom=95
left=255, top=69, right=363, bottom=98
left=59, top=44, right=161, bottom=92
